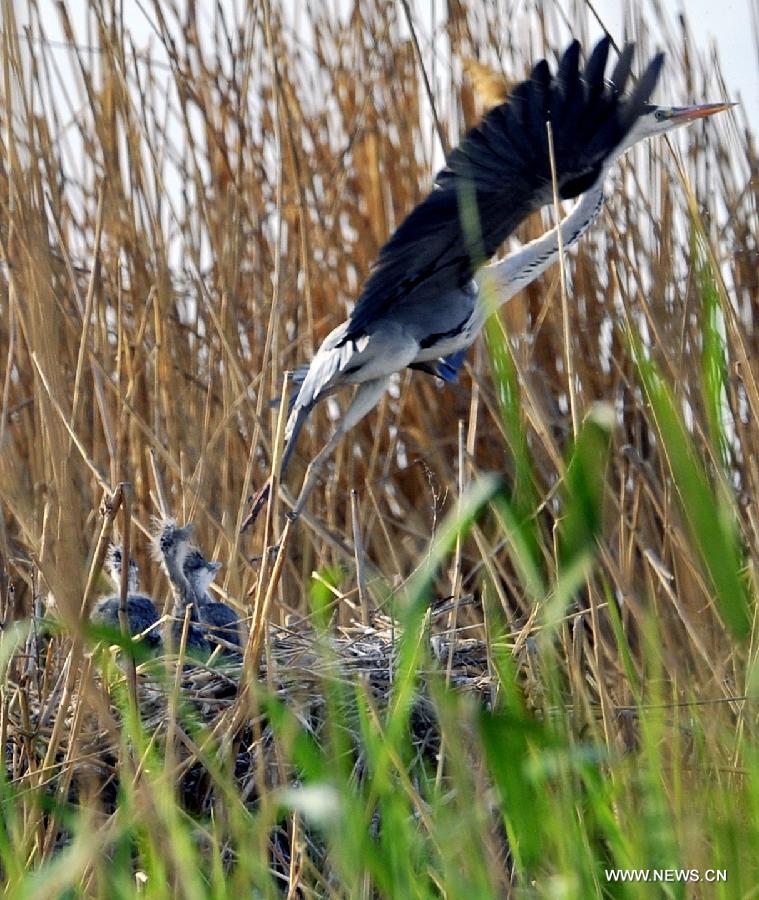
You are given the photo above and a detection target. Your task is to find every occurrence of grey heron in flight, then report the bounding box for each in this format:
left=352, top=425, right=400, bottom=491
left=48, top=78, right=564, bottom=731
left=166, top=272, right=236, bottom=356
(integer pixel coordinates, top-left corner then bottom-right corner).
left=278, top=37, right=731, bottom=517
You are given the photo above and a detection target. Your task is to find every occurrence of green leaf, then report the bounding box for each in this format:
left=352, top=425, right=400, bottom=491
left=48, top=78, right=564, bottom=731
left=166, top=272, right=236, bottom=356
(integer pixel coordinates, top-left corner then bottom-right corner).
left=478, top=706, right=552, bottom=874
left=558, top=402, right=614, bottom=571
left=694, top=233, right=731, bottom=468
left=633, top=336, right=752, bottom=639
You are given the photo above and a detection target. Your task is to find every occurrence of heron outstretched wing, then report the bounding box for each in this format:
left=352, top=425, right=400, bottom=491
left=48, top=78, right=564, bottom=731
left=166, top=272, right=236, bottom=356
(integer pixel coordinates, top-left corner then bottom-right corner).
left=340, top=37, right=663, bottom=345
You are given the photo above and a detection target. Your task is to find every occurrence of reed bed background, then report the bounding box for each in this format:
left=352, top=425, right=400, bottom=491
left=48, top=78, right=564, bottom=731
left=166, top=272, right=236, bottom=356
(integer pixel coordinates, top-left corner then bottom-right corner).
left=1, top=0, right=758, bottom=896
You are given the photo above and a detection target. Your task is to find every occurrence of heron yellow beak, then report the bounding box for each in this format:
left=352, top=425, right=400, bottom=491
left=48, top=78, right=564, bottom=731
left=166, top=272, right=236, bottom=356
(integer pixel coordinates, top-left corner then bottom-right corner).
left=666, top=102, right=736, bottom=122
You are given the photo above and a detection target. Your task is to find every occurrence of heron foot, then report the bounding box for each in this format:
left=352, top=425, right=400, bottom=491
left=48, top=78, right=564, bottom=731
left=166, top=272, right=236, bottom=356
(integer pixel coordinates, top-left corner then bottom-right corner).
left=248, top=542, right=282, bottom=563
left=240, top=479, right=272, bottom=533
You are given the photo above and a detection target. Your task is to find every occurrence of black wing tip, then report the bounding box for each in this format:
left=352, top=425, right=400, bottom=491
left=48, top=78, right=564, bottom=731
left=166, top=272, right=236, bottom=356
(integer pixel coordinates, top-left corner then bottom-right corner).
left=595, top=34, right=613, bottom=53
left=531, top=58, right=550, bottom=82
left=468, top=37, right=660, bottom=108
left=584, top=37, right=611, bottom=99
left=641, top=51, right=665, bottom=94
left=558, top=39, right=582, bottom=86
left=549, top=38, right=664, bottom=103
left=620, top=49, right=666, bottom=125
left=648, top=51, right=666, bottom=82
left=611, top=42, right=636, bottom=94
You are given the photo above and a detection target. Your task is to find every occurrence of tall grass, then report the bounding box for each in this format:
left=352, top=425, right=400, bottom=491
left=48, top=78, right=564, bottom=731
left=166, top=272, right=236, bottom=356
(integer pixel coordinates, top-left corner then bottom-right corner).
left=1, top=0, right=758, bottom=896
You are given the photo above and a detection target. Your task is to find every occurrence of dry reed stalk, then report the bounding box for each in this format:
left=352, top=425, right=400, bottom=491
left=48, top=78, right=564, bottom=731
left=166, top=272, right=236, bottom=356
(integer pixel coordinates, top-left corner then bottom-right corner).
left=116, top=483, right=137, bottom=708
left=351, top=489, right=370, bottom=624
left=546, top=119, right=578, bottom=437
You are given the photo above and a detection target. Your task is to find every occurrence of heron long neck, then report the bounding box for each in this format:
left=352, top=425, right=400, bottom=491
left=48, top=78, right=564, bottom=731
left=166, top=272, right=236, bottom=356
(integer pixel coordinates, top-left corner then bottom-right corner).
left=164, top=553, right=199, bottom=616
left=477, top=174, right=606, bottom=308
left=190, top=568, right=215, bottom=604
left=107, top=560, right=138, bottom=594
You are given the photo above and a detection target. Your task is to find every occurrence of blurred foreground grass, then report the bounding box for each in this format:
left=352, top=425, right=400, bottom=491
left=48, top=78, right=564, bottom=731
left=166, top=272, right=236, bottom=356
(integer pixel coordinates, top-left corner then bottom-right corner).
left=1, top=0, right=758, bottom=896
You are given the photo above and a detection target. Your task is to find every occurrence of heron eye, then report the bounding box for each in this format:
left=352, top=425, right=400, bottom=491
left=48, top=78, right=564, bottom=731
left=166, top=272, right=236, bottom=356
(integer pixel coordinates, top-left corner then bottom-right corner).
left=655, top=110, right=665, bottom=122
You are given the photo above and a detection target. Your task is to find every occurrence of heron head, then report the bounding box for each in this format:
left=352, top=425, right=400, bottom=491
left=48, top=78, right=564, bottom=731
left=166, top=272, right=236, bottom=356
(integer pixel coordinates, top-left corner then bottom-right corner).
left=620, top=101, right=735, bottom=152
left=151, top=519, right=195, bottom=569
left=105, top=543, right=122, bottom=573
left=183, top=547, right=222, bottom=595
left=105, top=543, right=139, bottom=593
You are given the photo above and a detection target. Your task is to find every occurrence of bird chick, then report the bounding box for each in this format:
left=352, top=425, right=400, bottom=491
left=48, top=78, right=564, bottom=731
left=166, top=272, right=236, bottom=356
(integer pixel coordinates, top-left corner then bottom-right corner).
left=183, top=548, right=243, bottom=654
left=104, top=543, right=139, bottom=594
left=89, top=544, right=162, bottom=648
left=151, top=520, right=195, bottom=601
left=151, top=519, right=210, bottom=656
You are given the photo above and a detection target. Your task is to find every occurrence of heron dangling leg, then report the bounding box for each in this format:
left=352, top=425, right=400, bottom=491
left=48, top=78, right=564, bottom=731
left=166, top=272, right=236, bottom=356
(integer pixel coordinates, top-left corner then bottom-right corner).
left=288, top=375, right=391, bottom=519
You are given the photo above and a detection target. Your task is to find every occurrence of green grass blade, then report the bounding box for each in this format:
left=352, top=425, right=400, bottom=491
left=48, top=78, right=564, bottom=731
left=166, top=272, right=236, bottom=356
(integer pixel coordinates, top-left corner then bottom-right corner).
left=694, top=233, right=731, bottom=468
left=632, top=335, right=752, bottom=639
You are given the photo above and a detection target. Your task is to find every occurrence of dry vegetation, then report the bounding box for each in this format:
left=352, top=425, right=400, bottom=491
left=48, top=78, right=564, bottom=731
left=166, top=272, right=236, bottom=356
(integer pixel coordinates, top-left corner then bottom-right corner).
left=1, top=0, right=758, bottom=896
